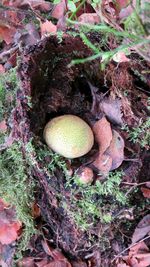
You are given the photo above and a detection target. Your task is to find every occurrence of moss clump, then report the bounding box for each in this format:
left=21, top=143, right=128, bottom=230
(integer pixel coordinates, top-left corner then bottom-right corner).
left=0, top=68, right=36, bottom=259
left=0, top=142, right=36, bottom=257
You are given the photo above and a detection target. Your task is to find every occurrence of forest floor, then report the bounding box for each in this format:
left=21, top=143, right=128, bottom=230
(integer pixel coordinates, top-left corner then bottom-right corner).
left=0, top=1, right=150, bottom=267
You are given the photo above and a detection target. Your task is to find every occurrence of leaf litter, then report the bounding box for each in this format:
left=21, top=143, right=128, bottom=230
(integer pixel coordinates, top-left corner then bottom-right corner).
left=0, top=0, right=150, bottom=266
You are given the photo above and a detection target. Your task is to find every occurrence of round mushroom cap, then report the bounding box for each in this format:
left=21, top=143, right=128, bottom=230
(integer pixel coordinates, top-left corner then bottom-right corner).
left=43, top=115, right=94, bottom=158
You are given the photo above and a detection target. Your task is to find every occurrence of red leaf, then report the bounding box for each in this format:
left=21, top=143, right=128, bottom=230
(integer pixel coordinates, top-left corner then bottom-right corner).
left=141, top=187, right=150, bottom=199
left=52, top=0, right=66, bottom=20
left=0, top=25, right=16, bottom=44
left=0, top=199, right=21, bottom=245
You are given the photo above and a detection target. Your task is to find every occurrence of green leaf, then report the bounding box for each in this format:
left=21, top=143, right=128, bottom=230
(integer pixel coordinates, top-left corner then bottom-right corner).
left=68, top=1, right=77, bottom=12
left=53, top=0, right=61, bottom=4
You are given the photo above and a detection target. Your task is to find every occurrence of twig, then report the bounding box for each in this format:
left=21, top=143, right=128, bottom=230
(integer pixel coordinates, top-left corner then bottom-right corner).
left=0, top=45, right=18, bottom=63
left=122, top=181, right=149, bottom=186
left=112, top=235, right=150, bottom=263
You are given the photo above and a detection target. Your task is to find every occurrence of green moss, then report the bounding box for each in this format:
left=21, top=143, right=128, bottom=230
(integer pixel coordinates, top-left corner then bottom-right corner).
left=0, top=142, right=36, bottom=257
left=0, top=68, right=36, bottom=259
left=0, top=68, right=18, bottom=122
left=63, top=171, right=127, bottom=231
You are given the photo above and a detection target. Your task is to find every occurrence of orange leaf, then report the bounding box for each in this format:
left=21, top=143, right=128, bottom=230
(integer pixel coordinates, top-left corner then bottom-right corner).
left=141, top=187, right=150, bottom=199
left=0, top=25, right=16, bottom=44
left=93, top=117, right=112, bottom=155
left=106, top=130, right=124, bottom=170
left=40, top=20, right=57, bottom=36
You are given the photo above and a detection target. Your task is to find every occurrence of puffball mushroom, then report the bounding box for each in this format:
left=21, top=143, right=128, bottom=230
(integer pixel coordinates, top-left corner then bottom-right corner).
left=43, top=115, right=94, bottom=158
left=77, top=166, right=94, bottom=184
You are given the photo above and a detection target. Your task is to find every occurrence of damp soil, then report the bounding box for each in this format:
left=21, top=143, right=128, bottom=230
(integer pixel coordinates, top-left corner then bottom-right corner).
left=12, top=35, right=150, bottom=265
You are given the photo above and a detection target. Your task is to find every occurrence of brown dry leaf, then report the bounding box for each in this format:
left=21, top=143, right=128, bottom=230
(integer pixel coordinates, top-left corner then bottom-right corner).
left=52, top=0, right=66, bottom=20
left=78, top=13, right=100, bottom=24
left=41, top=240, right=71, bottom=266
left=141, top=187, right=150, bottom=199
left=17, top=23, right=40, bottom=48
left=0, top=242, right=15, bottom=267
left=18, top=257, right=35, bottom=267
left=31, top=202, right=41, bottom=218
left=71, top=261, right=87, bottom=267
left=126, top=242, right=150, bottom=267
left=132, top=214, right=150, bottom=244
left=0, top=24, right=16, bottom=45
left=93, top=117, right=113, bottom=155
left=117, top=263, right=130, bottom=267
left=45, top=262, right=71, bottom=267
left=100, top=98, right=123, bottom=125
left=119, top=0, right=136, bottom=20
left=3, top=0, right=52, bottom=12
left=93, top=153, right=112, bottom=175
left=106, top=130, right=124, bottom=170
left=40, top=20, right=57, bottom=36
left=0, top=198, right=21, bottom=245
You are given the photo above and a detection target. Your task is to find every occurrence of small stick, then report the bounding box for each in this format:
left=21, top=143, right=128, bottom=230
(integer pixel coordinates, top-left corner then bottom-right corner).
left=111, top=235, right=150, bottom=263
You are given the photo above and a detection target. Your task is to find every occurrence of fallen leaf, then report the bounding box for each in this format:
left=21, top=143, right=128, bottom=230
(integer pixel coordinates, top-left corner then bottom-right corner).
left=118, top=0, right=136, bottom=19
left=17, top=257, right=35, bottom=267
left=132, top=214, right=150, bottom=244
left=106, top=130, right=124, bottom=170
left=100, top=98, right=123, bottom=125
left=125, top=242, right=150, bottom=267
left=141, top=187, right=150, bottom=199
left=0, top=120, right=7, bottom=133
left=0, top=242, right=15, bottom=267
left=114, top=0, right=130, bottom=13
left=113, top=51, right=130, bottom=63
left=78, top=13, right=100, bottom=24
left=0, top=199, right=21, bottom=245
left=0, top=24, right=16, bottom=45
left=17, top=23, right=40, bottom=48
left=117, top=263, right=130, bottom=267
left=4, top=0, right=52, bottom=12
left=71, top=261, right=87, bottom=267
left=93, top=117, right=113, bottom=155
left=93, top=153, right=112, bottom=175
left=52, top=0, right=66, bottom=20
left=45, top=262, right=71, bottom=267
left=31, top=202, right=41, bottom=218
left=40, top=20, right=57, bottom=36
left=0, top=64, right=5, bottom=73
left=41, top=240, right=71, bottom=266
